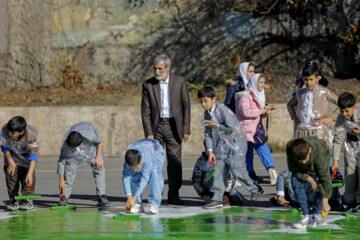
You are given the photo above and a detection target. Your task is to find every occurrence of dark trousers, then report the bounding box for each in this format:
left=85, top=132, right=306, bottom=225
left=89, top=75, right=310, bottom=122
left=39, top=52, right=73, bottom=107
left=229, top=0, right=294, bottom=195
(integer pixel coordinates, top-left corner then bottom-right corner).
left=3, top=165, right=36, bottom=200
left=156, top=119, right=182, bottom=199
left=291, top=175, right=322, bottom=215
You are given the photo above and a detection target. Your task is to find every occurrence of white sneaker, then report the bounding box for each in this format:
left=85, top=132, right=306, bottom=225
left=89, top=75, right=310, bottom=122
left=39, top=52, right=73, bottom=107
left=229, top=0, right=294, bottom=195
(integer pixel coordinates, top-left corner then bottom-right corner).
left=148, top=204, right=159, bottom=214
left=269, top=168, right=278, bottom=186
left=293, top=215, right=310, bottom=229
left=314, top=214, right=327, bottom=227
left=130, top=203, right=144, bottom=214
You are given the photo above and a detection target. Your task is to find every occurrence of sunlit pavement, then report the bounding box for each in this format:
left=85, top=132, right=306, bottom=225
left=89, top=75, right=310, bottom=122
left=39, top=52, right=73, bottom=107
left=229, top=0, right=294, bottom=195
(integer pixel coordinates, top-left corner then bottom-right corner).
left=0, top=153, right=356, bottom=239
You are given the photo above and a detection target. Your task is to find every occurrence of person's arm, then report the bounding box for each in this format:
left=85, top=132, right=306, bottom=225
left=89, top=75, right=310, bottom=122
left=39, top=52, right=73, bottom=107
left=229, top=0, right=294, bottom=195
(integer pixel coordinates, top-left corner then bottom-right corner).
left=141, top=82, right=154, bottom=138
left=122, top=163, right=133, bottom=197
left=276, top=170, right=291, bottom=196
left=2, top=147, right=17, bottom=176
left=181, top=78, right=191, bottom=141
left=328, top=91, right=339, bottom=122
left=315, top=146, right=333, bottom=199
left=332, top=117, right=346, bottom=171
left=287, top=96, right=299, bottom=123
left=225, top=85, right=235, bottom=108
left=93, top=143, right=104, bottom=170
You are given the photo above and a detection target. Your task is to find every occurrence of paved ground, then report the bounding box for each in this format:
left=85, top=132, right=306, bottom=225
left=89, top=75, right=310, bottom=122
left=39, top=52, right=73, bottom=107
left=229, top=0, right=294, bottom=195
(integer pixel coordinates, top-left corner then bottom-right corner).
left=0, top=153, right=345, bottom=210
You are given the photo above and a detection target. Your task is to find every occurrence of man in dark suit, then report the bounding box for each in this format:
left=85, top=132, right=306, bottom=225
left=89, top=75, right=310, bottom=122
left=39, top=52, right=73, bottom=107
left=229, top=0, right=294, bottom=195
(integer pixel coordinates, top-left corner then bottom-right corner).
left=141, top=54, right=191, bottom=205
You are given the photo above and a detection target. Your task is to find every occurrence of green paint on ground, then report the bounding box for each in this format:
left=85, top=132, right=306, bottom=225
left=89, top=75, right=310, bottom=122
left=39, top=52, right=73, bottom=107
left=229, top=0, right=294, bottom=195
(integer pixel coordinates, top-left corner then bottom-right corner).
left=0, top=207, right=358, bottom=239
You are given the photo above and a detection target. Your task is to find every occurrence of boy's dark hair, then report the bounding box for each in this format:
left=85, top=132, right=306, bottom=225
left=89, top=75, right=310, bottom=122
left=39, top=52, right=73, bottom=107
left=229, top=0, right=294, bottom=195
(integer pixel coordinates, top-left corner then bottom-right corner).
left=198, top=86, right=216, bottom=98
left=7, top=116, right=27, bottom=132
left=338, top=92, right=356, bottom=109
left=125, top=149, right=142, bottom=167
left=290, top=138, right=310, bottom=160
left=302, top=61, right=320, bottom=78
left=66, top=131, right=83, bottom=147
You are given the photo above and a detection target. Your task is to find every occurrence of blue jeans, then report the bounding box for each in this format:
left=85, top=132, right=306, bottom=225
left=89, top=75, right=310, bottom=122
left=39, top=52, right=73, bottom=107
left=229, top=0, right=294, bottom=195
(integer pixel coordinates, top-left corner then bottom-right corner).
left=129, top=168, right=164, bottom=206
left=291, top=175, right=322, bottom=215
left=246, top=142, right=275, bottom=173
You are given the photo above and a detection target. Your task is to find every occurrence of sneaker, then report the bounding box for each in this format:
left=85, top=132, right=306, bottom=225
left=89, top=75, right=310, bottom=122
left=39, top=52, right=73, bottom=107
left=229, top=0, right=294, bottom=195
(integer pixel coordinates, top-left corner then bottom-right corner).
left=268, top=168, right=278, bottom=186
left=313, top=214, right=327, bottom=227
left=97, top=195, right=111, bottom=207
left=20, top=199, right=34, bottom=210
left=58, top=198, right=68, bottom=206
left=130, top=203, right=144, bottom=213
left=250, top=186, right=264, bottom=200
left=293, top=215, right=310, bottom=229
left=345, top=203, right=357, bottom=212
left=204, top=201, right=223, bottom=209
left=7, top=200, right=19, bottom=211
left=148, top=204, right=159, bottom=214
left=352, top=204, right=360, bottom=213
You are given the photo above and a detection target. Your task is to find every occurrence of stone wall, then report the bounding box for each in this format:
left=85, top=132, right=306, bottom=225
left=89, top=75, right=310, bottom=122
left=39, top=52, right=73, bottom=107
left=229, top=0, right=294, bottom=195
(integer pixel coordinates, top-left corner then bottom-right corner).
left=0, top=0, right=358, bottom=88
left=0, top=104, right=294, bottom=157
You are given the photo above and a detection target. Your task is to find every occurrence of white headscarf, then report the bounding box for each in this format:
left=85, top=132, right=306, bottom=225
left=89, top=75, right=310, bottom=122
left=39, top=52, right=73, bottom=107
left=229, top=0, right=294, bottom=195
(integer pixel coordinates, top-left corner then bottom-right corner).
left=237, top=62, right=251, bottom=88
left=246, top=73, right=266, bottom=108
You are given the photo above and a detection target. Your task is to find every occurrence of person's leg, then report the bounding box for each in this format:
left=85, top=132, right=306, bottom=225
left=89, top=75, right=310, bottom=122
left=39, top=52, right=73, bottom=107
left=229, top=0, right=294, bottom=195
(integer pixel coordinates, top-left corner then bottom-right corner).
left=246, top=142, right=255, bottom=173
left=344, top=150, right=357, bottom=206
left=64, top=159, right=80, bottom=199
left=91, top=163, right=106, bottom=197
left=148, top=168, right=164, bottom=207
left=210, top=160, right=226, bottom=202
left=3, top=166, right=20, bottom=200
left=159, top=120, right=183, bottom=202
left=254, top=143, right=275, bottom=170
left=230, top=155, right=260, bottom=194
left=291, top=175, right=310, bottom=215
left=18, top=166, right=36, bottom=196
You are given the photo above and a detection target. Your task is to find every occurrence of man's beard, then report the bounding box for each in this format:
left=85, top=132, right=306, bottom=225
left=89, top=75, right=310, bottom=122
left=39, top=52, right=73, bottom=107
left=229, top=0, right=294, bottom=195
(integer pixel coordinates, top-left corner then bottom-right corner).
left=154, top=70, right=168, bottom=81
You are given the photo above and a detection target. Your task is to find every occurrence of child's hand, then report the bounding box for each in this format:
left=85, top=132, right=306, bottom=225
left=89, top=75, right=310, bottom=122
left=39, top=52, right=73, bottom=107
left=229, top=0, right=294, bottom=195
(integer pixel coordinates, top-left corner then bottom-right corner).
left=6, top=162, right=17, bottom=176
left=331, top=160, right=338, bottom=173
left=59, top=181, right=66, bottom=193
left=317, top=117, right=333, bottom=126
left=204, top=120, right=218, bottom=128
left=277, top=195, right=288, bottom=206
left=126, top=195, right=132, bottom=207
left=208, top=151, right=216, bottom=163
left=93, top=157, right=103, bottom=171
left=353, top=126, right=360, bottom=135
left=25, top=175, right=33, bottom=187
left=322, top=198, right=331, bottom=215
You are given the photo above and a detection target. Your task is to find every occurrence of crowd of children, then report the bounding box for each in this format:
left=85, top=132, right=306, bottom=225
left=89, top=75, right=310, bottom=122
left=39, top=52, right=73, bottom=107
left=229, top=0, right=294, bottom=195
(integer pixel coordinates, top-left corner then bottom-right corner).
left=0, top=59, right=359, bottom=230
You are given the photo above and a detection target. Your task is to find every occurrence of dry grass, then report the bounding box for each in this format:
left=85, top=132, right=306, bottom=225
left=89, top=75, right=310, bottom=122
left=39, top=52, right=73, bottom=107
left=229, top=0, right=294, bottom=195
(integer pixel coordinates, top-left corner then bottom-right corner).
left=0, top=76, right=359, bottom=107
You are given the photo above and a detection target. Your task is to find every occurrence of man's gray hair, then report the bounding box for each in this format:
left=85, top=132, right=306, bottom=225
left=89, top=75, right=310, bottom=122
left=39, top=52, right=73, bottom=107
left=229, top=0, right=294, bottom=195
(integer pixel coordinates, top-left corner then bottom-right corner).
left=153, top=54, right=171, bottom=68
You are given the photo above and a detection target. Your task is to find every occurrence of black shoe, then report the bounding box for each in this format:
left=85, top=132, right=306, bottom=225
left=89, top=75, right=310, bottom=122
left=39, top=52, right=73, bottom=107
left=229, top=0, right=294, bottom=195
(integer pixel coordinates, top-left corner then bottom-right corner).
left=97, top=195, right=111, bottom=207
left=168, top=197, right=184, bottom=205
left=249, top=172, right=257, bottom=181
left=251, top=187, right=264, bottom=200
left=352, top=204, right=360, bottom=213
left=7, top=200, right=19, bottom=211
left=345, top=203, right=357, bottom=212
left=204, top=201, right=223, bottom=209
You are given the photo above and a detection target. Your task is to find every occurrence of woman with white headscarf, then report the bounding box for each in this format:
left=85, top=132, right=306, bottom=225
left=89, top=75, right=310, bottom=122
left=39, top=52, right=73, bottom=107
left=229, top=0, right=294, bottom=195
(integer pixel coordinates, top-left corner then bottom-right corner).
left=224, top=62, right=255, bottom=113
left=234, top=73, right=278, bottom=185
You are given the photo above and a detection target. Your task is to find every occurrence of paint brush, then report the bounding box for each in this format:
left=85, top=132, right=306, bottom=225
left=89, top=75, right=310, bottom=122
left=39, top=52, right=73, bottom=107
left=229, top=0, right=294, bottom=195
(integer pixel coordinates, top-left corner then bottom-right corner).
left=14, top=182, right=41, bottom=200
left=205, top=157, right=216, bottom=182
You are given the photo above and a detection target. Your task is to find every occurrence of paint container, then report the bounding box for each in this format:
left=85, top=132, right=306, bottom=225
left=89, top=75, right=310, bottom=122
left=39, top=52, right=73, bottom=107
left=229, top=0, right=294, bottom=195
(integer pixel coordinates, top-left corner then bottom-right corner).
left=15, top=182, right=41, bottom=200
left=113, top=214, right=141, bottom=220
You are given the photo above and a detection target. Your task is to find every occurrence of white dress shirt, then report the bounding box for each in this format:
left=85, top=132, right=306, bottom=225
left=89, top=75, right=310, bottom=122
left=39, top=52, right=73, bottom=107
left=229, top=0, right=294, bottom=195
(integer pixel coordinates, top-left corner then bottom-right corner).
left=302, top=89, right=314, bottom=123
left=159, top=75, right=173, bottom=118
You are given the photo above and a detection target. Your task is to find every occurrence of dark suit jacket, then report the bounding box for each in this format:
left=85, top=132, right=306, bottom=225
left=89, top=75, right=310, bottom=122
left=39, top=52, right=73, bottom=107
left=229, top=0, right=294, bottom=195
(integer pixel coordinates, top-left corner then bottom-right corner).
left=141, top=73, right=191, bottom=142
